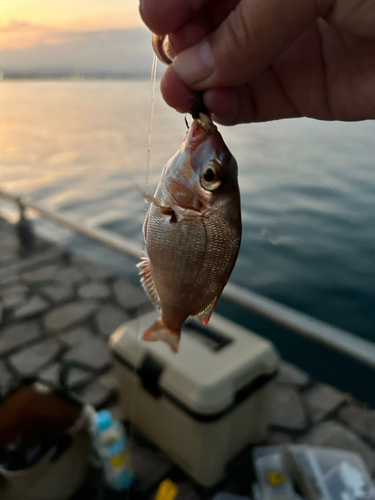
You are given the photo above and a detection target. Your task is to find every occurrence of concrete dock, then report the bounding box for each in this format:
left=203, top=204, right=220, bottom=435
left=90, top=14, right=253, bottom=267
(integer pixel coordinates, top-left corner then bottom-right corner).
left=1, top=215, right=374, bottom=499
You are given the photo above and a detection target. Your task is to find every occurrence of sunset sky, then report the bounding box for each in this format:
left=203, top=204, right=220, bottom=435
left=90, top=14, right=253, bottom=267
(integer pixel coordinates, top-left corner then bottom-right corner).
left=0, top=0, right=142, bottom=49
left=0, top=1, right=154, bottom=75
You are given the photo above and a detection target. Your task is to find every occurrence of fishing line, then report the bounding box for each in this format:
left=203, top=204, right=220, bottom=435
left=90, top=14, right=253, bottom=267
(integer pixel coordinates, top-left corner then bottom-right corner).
left=145, top=53, right=158, bottom=205
left=126, top=52, right=158, bottom=498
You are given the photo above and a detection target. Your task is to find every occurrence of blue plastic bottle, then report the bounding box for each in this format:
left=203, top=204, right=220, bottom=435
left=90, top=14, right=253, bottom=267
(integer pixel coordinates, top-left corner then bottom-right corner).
left=93, top=410, right=133, bottom=491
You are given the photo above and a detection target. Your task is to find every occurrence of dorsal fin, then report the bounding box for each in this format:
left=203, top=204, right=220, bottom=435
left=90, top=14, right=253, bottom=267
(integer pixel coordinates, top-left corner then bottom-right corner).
left=136, top=257, right=161, bottom=311
left=196, top=297, right=218, bottom=325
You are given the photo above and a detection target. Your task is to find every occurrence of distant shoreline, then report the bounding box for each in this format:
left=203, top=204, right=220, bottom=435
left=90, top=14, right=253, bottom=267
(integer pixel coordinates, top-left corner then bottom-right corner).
left=0, top=74, right=156, bottom=81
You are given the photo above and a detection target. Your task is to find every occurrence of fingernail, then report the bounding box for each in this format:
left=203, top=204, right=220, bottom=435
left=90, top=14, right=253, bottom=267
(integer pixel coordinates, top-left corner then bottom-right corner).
left=173, top=40, right=214, bottom=86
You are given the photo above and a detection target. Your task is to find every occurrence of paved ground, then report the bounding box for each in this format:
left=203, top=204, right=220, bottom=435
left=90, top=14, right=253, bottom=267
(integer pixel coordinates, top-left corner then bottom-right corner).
left=1, top=215, right=375, bottom=499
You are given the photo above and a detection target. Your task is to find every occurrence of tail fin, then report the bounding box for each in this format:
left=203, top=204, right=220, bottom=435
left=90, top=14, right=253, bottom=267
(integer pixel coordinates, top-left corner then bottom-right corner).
left=141, top=318, right=180, bottom=353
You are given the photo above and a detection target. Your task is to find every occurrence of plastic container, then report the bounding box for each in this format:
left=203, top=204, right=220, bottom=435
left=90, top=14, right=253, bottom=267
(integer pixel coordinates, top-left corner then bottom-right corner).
left=285, top=445, right=375, bottom=500
left=252, top=446, right=301, bottom=500
left=252, top=445, right=375, bottom=500
left=110, top=310, right=279, bottom=487
left=91, top=410, right=133, bottom=491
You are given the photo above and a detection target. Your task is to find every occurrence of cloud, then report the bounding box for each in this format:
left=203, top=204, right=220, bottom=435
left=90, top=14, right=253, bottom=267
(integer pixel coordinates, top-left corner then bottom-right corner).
left=0, top=20, right=55, bottom=49
left=0, top=27, right=161, bottom=77
left=0, top=21, right=32, bottom=32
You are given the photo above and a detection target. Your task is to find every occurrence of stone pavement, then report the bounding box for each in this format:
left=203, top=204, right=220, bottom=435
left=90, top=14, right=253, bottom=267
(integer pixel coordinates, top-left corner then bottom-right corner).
left=1, top=216, right=375, bottom=499
left=0, top=216, right=151, bottom=410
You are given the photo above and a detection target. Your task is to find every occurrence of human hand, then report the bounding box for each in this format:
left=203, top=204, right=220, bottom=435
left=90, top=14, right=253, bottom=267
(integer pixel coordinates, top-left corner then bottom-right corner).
left=140, top=0, right=375, bottom=125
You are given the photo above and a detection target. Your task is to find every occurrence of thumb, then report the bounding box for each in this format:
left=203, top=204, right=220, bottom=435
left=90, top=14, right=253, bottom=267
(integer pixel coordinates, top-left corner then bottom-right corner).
left=172, top=0, right=326, bottom=89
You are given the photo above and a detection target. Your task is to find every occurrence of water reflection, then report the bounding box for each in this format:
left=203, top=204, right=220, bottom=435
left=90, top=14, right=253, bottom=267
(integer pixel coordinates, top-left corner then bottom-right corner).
left=0, top=79, right=375, bottom=343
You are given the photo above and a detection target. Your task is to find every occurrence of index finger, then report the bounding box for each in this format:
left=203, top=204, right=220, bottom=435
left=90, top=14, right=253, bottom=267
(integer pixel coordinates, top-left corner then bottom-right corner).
left=169, top=0, right=240, bottom=53
left=140, top=0, right=209, bottom=35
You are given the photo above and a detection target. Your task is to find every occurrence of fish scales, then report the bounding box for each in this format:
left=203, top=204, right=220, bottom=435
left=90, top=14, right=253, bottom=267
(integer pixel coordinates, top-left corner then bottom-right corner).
left=138, top=119, right=241, bottom=352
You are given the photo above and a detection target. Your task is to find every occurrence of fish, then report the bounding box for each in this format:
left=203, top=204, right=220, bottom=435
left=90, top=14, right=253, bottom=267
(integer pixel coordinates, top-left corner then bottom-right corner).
left=137, top=118, right=241, bottom=352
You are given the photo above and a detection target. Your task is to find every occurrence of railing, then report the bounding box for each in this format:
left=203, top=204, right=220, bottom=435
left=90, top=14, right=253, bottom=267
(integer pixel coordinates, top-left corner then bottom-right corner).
left=1, top=187, right=375, bottom=369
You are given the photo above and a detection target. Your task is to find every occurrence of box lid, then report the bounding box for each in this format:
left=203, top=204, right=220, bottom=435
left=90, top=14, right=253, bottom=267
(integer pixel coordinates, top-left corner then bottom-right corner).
left=110, top=311, right=279, bottom=417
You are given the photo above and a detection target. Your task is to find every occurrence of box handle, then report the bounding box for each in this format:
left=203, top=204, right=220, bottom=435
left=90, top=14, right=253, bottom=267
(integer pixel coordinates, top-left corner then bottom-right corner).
left=137, top=355, right=164, bottom=397
left=184, top=320, right=233, bottom=351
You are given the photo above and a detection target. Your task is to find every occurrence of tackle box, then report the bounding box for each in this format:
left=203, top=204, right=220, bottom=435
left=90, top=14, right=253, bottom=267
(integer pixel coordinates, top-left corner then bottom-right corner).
left=109, top=310, right=279, bottom=487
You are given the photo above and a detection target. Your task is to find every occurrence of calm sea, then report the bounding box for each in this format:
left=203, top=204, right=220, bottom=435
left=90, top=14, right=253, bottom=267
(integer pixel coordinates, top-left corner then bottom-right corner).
left=1, top=80, right=374, bottom=401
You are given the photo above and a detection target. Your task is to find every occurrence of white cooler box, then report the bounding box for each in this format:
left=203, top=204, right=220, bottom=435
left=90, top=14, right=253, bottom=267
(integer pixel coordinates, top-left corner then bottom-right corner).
left=109, top=311, right=279, bottom=487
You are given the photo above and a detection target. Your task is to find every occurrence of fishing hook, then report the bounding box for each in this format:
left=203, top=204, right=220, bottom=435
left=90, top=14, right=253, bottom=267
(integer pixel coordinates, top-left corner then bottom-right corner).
left=152, top=34, right=215, bottom=134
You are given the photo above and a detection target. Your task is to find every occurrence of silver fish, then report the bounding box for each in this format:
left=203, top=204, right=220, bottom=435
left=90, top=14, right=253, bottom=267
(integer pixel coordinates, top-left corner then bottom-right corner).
left=138, top=119, right=241, bottom=352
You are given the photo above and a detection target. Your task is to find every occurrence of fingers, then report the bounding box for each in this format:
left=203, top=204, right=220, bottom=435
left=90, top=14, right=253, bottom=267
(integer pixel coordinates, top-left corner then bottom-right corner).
left=161, top=22, right=337, bottom=123
left=160, top=66, right=192, bottom=113
left=205, top=70, right=301, bottom=124
left=169, top=17, right=211, bottom=54
left=203, top=0, right=241, bottom=31
left=160, top=65, right=301, bottom=123
left=139, top=0, right=208, bottom=35
left=145, top=0, right=375, bottom=124
left=169, top=0, right=241, bottom=54
left=328, top=0, right=375, bottom=38
left=172, top=0, right=322, bottom=89
left=140, top=0, right=239, bottom=37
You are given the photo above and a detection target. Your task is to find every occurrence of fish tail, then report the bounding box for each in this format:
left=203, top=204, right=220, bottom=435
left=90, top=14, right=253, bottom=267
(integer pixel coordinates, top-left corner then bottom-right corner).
left=141, top=318, right=180, bottom=353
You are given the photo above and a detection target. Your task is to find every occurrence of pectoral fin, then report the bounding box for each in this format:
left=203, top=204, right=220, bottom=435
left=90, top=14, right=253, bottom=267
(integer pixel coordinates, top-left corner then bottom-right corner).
left=141, top=190, right=173, bottom=214
left=142, top=192, right=179, bottom=223
left=137, top=257, right=161, bottom=311
left=196, top=297, right=218, bottom=325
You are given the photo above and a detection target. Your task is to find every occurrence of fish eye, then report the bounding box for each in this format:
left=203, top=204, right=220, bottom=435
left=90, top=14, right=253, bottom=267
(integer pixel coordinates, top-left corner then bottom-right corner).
left=200, top=161, right=222, bottom=191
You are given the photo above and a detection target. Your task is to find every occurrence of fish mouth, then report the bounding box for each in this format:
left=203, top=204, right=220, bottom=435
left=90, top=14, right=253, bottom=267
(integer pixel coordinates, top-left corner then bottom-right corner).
left=187, top=119, right=216, bottom=150
left=164, top=118, right=219, bottom=211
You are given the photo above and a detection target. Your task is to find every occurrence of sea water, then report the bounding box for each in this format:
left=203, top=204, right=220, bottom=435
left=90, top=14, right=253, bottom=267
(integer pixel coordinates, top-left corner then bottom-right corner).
left=1, top=80, right=374, bottom=401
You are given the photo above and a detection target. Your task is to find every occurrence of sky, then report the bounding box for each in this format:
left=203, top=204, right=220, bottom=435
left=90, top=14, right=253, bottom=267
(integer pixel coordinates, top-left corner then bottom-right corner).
left=0, top=0, right=153, bottom=76
left=0, top=0, right=142, bottom=48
